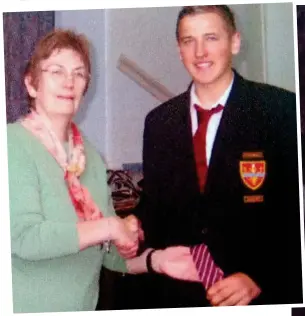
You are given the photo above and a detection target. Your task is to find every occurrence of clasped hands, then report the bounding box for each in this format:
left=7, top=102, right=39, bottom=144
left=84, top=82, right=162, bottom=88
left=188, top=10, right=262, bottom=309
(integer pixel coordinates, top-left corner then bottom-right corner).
left=109, top=215, right=144, bottom=258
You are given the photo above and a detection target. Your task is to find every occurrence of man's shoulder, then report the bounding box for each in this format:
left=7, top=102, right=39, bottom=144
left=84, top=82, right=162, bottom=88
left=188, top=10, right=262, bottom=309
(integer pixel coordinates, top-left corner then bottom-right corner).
left=241, top=76, right=295, bottom=102
left=236, top=74, right=297, bottom=123
left=145, top=90, right=189, bottom=124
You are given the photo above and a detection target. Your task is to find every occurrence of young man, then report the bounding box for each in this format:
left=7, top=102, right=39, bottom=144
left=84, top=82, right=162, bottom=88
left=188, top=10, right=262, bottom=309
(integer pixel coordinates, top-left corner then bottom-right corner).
left=136, top=5, right=303, bottom=307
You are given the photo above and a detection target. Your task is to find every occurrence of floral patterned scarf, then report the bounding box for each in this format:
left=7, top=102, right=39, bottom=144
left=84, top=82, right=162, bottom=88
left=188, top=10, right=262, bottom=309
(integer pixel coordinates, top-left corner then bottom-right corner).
left=20, top=110, right=103, bottom=221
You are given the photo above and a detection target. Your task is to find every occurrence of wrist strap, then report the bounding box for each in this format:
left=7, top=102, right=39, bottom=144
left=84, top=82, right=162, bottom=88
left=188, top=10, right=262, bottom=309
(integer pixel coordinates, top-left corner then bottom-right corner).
left=146, top=249, right=157, bottom=274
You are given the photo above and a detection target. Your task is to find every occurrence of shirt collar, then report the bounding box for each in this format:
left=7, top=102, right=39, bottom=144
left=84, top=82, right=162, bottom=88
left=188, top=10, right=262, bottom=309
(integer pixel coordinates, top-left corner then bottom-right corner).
left=190, top=74, right=234, bottom=111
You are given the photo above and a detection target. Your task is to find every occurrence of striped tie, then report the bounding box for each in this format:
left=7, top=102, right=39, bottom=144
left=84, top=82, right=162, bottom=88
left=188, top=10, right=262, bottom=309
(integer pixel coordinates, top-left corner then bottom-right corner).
left=190, top=243, right=224, bottom=289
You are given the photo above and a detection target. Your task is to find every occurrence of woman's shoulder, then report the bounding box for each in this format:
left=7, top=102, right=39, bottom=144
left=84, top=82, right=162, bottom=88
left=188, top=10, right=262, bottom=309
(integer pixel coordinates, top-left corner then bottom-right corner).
left=7, top=121, right=25, bottom=138
left=6, top=121, right=33, bottom=147
left=7, top=121, right=42, bottom=152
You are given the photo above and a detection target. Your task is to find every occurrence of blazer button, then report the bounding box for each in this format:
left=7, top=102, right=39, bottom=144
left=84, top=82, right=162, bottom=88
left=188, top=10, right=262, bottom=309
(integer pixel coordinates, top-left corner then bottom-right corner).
left=201, top=228, right=208, bottom=235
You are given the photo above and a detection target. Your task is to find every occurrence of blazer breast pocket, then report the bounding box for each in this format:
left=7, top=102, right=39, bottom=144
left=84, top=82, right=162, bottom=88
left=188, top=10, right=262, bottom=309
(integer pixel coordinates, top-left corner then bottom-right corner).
left=238, top=151, right=268, bottom=207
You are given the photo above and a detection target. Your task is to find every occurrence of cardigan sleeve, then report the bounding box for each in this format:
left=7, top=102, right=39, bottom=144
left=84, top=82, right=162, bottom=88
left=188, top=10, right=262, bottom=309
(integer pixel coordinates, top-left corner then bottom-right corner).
left=8, top=126, right=80, bottom=261
left=101, top=189, right=127, bottom=273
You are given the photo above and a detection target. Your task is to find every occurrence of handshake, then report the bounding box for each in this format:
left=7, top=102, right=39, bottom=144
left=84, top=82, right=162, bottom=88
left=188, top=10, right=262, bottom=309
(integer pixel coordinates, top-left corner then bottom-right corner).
left=109, top=214, right=145, bottom=259
left=108, top=214, right=200, bottom=281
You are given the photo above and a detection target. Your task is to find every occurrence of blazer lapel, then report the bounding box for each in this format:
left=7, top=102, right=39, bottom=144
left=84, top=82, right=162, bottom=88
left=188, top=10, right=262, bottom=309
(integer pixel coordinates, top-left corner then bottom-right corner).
left=174, top=72, right=249, bottom=196
left=169, top=89, right=200, bottom=195
left=204, top=72, right=249, bottom=194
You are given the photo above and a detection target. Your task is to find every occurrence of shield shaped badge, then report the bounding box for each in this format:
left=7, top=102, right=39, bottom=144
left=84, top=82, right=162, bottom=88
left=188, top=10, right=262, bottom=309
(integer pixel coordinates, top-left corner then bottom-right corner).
left=239, top=160, right=266, bottom=191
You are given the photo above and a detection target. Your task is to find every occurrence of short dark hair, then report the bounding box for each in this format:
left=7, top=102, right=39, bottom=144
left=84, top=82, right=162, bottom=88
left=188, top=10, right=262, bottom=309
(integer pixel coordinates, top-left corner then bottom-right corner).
left=176, top=5, right=237, bottom=41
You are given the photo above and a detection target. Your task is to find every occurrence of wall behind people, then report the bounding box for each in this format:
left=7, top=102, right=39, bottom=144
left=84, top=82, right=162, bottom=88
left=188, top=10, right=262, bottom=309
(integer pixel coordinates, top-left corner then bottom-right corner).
left=4, top=12, right=55, bottom=123
left=55, top=4, right=295, bottom=168
left=263, top=3, right=295, bottom=93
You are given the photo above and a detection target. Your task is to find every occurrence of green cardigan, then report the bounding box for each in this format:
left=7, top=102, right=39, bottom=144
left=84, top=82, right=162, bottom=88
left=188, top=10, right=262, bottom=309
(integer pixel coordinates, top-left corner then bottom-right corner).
left=7, top=122, right=127, bottom=313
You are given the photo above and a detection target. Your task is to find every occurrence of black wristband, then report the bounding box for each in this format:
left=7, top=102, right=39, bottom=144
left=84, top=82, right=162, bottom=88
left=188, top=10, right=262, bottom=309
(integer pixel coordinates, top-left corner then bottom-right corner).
left=146, top=249, right=157, bottom=274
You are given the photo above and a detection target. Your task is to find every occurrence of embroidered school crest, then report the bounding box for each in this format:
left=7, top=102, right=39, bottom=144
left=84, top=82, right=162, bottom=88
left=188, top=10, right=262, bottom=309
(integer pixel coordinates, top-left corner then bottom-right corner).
left=239, top=160, right=266, bottom=191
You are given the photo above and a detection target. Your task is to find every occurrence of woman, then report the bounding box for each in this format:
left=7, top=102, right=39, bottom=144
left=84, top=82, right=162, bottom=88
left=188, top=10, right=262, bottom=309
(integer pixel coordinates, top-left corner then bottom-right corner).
left=7, top=28, right=148, bottom=313
left=8, top=28, right=213, bottom=313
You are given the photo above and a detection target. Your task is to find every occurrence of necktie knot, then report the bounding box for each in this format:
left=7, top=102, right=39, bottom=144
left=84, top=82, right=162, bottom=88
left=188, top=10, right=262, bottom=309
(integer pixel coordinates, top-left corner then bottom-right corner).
left=195, top=104, right=224, bottom=124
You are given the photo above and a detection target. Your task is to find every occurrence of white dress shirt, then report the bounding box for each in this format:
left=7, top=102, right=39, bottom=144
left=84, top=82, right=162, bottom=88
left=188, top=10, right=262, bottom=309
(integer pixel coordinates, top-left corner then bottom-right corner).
left=190, top=78, right=234, bottom=165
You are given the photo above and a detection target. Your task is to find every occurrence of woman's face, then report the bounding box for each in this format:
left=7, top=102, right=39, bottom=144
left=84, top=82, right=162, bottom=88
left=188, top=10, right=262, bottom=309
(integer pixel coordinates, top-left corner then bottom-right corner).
left=25, top=48, right=88, bottom=118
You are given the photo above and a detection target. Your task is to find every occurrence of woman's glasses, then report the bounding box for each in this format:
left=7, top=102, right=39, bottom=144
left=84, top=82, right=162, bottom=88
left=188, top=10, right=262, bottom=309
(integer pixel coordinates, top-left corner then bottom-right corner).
left=41, top=64, right=90, bottom=82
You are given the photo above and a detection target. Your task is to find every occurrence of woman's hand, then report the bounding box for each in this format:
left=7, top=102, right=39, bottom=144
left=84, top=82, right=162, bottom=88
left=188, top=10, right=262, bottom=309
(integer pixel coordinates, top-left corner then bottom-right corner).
left=77, top=215, right=142, bottom=254
left=109, top=215, right=143, bottom=259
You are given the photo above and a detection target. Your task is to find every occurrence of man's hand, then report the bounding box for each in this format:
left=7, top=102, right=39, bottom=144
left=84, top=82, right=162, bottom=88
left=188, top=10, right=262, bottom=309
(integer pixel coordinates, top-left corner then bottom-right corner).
left=206, top=272, right=261, bottom=306
left=111, top=215, right=143, bottom=258
left=152, top=246, right=200, bottom=282
left=124, top=214, right=145, bottom=242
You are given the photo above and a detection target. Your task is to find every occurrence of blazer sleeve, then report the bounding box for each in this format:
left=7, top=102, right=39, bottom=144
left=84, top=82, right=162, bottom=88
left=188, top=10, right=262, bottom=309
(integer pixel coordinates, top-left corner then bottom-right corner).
left=134, top=113, right=167, bottom=249
left=267, top=91, right=302, bottom=302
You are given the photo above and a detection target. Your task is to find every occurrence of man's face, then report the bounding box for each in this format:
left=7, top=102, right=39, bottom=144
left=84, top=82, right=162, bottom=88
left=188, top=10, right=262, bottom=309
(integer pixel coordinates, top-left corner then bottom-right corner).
left=177, top=12, right=240, bottom=89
